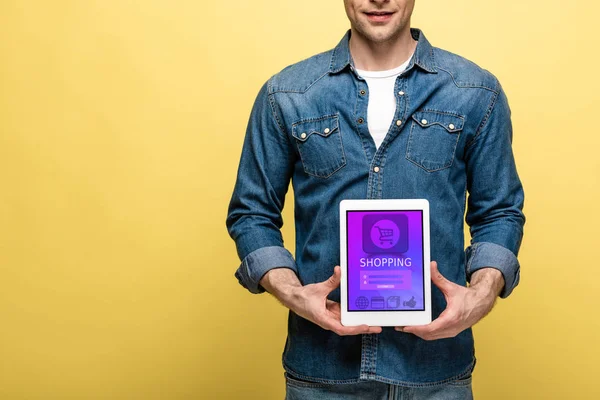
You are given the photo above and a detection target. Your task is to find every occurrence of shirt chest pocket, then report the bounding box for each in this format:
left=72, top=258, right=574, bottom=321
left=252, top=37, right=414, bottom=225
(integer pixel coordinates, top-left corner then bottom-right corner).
left=291, top=114, right=347, bottom=178
left=406, top=110, right=465, bottom=172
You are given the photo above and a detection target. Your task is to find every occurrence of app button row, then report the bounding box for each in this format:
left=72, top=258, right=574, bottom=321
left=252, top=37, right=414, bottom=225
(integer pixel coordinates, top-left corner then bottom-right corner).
left=355, top=296, right=417, bottom=309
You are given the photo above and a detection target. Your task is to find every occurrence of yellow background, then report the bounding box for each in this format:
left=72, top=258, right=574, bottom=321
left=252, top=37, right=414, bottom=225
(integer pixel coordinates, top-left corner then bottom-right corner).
left=1, top=1, right=598, bottom=399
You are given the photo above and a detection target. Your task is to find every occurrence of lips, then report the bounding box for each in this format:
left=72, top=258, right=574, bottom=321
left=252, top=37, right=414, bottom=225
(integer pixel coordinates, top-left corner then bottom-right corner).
left=365, top=11, right=394, bottom=16
left=364, top=10, right=395, bottom=22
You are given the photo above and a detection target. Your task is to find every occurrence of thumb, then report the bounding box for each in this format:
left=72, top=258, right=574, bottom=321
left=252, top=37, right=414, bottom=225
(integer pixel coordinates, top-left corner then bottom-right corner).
left=322, top=265, right=341, bottom=292
left=430, top=261, right=455, bottom=294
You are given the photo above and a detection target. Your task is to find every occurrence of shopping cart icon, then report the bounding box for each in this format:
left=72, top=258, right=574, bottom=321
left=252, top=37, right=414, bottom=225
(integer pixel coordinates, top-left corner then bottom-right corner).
left=374, top=225, right=394, bottom=245
left=362, top=214, right=409, bottom=253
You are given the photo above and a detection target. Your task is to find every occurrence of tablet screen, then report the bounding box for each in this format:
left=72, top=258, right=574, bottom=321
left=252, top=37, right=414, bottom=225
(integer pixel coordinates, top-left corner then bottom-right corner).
left=346, top=210, right=425, bottom=312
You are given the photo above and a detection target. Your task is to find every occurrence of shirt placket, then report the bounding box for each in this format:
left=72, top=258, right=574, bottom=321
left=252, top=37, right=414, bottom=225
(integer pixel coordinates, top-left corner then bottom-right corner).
left=356, top=72, right=410, bottom=379
left=365, top=71, right=410, bottom=196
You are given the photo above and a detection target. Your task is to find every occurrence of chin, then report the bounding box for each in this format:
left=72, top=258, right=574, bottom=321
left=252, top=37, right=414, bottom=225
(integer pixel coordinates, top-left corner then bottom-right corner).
left=354, top=20, right=402, bottom=43
left=363, top=29, right=397, bottom=43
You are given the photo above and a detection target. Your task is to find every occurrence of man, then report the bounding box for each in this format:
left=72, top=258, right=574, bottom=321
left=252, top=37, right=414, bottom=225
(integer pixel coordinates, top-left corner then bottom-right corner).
left=226, top=0, right=525, bottom=398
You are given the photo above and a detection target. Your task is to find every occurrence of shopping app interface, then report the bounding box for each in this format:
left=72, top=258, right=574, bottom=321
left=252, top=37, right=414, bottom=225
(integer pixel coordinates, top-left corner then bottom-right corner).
left=347, top=210, right=424, bottom=312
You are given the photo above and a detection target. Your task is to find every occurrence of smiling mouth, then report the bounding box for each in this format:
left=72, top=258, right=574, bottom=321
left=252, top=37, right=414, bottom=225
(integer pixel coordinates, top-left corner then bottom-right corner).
left=365, top=11, right=395, bottom=16
left=364, top=11, right=395, bottom=21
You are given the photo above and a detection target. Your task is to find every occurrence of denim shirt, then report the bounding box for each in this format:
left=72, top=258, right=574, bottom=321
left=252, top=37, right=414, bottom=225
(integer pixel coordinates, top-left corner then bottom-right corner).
left=226, top=28, right=525, bottom=386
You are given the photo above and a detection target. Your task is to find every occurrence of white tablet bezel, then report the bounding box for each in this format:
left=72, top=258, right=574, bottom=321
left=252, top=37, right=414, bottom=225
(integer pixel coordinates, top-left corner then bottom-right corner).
left=340, top=199, right=432, bottom=327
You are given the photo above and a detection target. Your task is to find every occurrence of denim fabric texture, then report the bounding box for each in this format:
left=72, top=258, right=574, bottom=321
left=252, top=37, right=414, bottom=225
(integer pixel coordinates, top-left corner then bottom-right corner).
left=226, top=28, right=525, bottom=386
left=285, top=370, right=473, bottom=400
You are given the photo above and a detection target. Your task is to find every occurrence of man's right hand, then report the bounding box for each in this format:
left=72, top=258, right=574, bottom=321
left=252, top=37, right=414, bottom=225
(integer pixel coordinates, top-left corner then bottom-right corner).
left=260, top=265, right=382, bottom=336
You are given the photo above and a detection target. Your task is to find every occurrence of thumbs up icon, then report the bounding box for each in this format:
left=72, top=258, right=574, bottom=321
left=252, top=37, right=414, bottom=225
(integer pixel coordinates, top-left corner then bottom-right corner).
left=403, top=296, right=417, bottom=308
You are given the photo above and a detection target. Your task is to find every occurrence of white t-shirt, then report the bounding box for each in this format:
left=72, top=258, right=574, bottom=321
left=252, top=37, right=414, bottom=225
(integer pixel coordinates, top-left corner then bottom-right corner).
left=356, top=55, right=413, bottom=149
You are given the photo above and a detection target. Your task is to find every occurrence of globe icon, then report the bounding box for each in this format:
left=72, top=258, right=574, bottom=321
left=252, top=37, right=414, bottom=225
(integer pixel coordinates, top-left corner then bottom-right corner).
left=355, top=296, right=369, bottom=309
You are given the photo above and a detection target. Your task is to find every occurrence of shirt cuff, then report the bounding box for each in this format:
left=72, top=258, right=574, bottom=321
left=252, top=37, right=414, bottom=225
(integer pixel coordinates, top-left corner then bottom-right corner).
left=234, top=246, right=298, bottom=294
left=465, top=242, right=520, bottom=298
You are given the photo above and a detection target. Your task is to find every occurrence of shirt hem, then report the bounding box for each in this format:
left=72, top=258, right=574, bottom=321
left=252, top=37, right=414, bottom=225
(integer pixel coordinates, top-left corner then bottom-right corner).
left=282, top=357, right=476, bottom=388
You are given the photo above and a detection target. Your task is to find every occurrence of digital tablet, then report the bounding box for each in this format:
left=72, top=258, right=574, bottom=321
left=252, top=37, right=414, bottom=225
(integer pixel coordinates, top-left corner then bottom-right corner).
left=340, top=199, right=431, bottom=327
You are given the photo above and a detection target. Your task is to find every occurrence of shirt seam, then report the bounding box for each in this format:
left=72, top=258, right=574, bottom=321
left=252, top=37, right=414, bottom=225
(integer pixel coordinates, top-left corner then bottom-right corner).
left=465, top=78, right=501, bottom=148
left=269, top=70, right=330, bottom=94
left=436, top=66, right=499, bottom=92
left=266, top=79, right=292, bottom=143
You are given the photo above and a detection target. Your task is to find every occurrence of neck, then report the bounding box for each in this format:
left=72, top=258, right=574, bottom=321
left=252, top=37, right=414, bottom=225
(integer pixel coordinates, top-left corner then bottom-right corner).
left=349, top=28, right=417, bottom=71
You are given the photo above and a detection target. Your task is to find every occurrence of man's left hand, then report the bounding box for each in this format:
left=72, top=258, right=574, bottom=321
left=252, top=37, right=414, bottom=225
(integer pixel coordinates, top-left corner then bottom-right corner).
left=396, top=261, right=504, bottom=341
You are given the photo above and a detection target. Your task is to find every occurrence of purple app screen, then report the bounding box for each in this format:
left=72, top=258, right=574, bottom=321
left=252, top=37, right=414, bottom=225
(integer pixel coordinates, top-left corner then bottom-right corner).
left=347, top=210, right=424, bottom=312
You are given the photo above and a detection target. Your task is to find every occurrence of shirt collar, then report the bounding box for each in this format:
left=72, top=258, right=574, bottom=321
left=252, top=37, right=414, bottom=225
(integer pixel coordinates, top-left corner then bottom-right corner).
left=329, top=27, right=437, bottom=74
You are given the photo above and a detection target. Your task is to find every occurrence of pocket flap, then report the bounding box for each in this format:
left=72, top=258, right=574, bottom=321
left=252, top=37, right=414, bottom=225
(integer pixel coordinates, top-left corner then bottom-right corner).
left=292, top=114, right=339, bottom=142
left=411, top=110, right=464, bottom=133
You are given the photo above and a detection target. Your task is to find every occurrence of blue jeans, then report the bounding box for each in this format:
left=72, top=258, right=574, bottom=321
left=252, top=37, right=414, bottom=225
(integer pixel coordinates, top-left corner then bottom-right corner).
left=284, top=372, right=473, bottom=400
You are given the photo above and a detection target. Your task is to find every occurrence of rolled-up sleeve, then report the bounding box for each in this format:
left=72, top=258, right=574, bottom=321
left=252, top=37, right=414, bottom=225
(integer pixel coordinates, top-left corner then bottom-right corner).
left=464, top=80, right=525, bottom=298
left=465, top=242, right=520, bottom=298
left=226, top=78, right=298, bottom=294
left=235, top=246, right=297, bottom=294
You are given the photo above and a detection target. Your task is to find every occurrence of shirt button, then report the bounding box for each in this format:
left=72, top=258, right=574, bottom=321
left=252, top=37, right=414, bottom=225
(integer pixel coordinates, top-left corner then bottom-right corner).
left=396, top=120, right=402, bottom=126
left=448, top=123, right=455, bottom=130
left=398, top=91, right=405, bottom=96
left=421, top=119, right=428, bottom=125
left=360, top=90, right=366, bottom=95
left=357, top=117, right=364, bottom=124
left=324, top=128, right=330, bottom=134
left=373, top=166, right=380, bottom=173
left=300, top=132, right=307, bottom=139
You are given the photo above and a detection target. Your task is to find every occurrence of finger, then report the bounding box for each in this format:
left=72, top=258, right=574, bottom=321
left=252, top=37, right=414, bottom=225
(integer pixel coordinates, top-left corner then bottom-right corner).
left=354, top=324, right=383, bottom=334
left=399, top=310, right=455, bottom=339
left=321, top=265, right=342, bottom=293
left=326, top=300, right=341, bottom=314
left=430, top=261, right=457, bottom=295
left=323, top=302, right=379, bottom=333
left=364, top=326, right=383, bottom=334
left=324, top=320, right=382, bottom=336
left=325, top=303, right=341, bottom=320
left=318, top=311, right=375, bottom=334
left=321, top=301, right=382, bottom=335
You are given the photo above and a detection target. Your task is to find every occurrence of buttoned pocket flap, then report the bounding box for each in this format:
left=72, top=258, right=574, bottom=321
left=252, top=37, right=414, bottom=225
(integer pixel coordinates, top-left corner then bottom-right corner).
left=411, top=111, right=464, bottom=133
left=292, top=115, right=339, bottom=142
